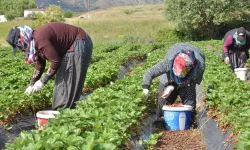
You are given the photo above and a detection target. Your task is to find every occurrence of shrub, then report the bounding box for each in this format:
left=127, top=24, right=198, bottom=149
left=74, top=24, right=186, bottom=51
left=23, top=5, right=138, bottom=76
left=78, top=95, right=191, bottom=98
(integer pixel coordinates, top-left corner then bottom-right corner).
left=122, top=34, right=139, bottom=44
left=4, top=10, right=16, bottom=21
left=156, top=28, right=182, bottom=43
left=124, top=9, right=134, bottom=15
left=33, top=5, right=65, bottom=28
left=26, top=12, right=38, bottom=20
left=0, top=0, right=36, bottom=20
left=63, top=10, right=73, bottom=18
left=165, top=0, right=250, bottom=40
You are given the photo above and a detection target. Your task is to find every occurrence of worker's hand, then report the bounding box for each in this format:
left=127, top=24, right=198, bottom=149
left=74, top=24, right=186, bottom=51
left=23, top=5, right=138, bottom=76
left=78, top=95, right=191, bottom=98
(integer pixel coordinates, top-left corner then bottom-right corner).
left=31, top=80, right=45, bottom=93
left=24, top=86, right=33, bottom=95
left=224, top=56, right=230, bottom=64
left=143, top=89, right=149, bottom=100
left=161, top=85, right=174, bottom=99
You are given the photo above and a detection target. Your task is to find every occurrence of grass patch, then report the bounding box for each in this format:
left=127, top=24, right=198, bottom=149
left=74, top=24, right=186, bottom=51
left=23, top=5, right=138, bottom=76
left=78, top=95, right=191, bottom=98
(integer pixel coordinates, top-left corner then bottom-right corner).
left=0, top=19, right=34, bottom=46
left=72, top=12, right=84, bottom=17
left=0, top=4, right=175, bottom=46
left=65, top=4, right=175, bottom=43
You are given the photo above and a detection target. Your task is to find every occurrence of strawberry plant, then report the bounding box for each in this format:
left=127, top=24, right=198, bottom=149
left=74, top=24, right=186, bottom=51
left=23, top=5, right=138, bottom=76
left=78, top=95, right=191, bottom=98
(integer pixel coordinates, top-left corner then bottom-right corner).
left=4, top=40, right=250, bottom=150
left=192, top=40, right=250, bottom=149
left=4, top=43, right=169, bottom=149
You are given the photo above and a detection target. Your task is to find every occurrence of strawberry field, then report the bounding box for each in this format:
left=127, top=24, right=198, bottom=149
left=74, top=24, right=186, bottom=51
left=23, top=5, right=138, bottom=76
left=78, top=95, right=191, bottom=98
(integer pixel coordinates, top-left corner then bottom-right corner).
left=1, top=40, right=250, bottom=149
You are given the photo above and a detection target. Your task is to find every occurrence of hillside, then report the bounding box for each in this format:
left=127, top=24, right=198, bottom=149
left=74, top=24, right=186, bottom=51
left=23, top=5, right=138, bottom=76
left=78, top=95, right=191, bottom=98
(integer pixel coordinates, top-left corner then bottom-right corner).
left=35, top=0, right=164, bottom=12
left=0, top=4, right=171, bottom=46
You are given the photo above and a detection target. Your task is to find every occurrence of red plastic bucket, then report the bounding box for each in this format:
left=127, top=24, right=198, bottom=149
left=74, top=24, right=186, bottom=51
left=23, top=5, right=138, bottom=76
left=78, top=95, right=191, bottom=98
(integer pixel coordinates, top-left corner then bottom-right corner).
left=36, top=110, right=59, bottom=130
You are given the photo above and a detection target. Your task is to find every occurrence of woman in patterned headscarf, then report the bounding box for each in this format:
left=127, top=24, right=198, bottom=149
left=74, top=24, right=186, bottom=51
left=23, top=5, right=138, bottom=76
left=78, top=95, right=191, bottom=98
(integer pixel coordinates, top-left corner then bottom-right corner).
left=6, top=22, right=93, bottom=110
left=142, top=43, right=205, bottom=125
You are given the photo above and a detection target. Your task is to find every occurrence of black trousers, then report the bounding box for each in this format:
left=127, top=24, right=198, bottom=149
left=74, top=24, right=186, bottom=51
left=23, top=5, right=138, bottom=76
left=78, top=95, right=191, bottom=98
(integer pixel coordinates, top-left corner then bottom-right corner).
left=52, top=34, right=93, bottom=110
left=222, top=48, right=249, bottom=71
left=229, top=50, right=248, bottom=71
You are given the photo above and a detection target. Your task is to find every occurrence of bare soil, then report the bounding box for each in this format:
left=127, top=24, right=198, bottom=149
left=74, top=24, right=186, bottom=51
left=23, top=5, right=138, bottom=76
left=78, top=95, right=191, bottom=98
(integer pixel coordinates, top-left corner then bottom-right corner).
left=154, top=129, right=207, bottom=150
left=152, top=99, right=207, bottom=150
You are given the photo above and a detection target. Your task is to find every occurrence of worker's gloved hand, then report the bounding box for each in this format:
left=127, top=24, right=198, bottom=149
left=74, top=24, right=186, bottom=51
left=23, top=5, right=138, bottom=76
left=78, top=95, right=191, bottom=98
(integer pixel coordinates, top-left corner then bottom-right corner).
left=24, top=86, right=33, bottom=95
left=161, top=85, right=174, bottom=99
left=31, top=80, right=45, bottom=93
left=143, top=89, right=149, bottom=100
left=224, top=56, right=230, bottom=64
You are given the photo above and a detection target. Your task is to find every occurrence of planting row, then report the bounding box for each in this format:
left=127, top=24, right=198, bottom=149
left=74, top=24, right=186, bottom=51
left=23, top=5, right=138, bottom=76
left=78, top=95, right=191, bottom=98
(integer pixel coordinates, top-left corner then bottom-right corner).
left=0, top=42, right=164, bottom=124
left=192, top=40, right=250, bottom=150
left=0, top=42, right=123, bottom=123
left=5, top=43, right=170, bottom=149
left=3, top=40, right=250, bottom=149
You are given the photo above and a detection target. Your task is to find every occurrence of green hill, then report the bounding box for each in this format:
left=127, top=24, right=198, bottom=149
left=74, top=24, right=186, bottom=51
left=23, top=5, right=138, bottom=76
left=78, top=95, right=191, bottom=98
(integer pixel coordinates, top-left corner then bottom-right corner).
left=35, top=0, right=164, bottom=12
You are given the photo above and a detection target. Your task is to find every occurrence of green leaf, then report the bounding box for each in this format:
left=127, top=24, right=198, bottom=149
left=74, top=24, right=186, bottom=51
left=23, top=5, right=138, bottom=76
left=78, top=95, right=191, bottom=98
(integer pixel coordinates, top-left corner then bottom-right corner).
left=67, top=146, right=79, bottom=150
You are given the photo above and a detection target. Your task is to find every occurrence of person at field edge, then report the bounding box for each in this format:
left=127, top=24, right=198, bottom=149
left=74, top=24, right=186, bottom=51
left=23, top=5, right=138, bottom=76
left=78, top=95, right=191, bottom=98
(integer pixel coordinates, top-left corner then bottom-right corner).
left=6, top=22, right=93, bottom=110
left=142, top=43, right=205, bottom=124
left=222, top=27, right=250, bottom=71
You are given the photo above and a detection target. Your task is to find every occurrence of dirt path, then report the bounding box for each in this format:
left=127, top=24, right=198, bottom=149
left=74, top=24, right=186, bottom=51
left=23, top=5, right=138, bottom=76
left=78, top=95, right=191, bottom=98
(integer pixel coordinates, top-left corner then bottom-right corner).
left=152, top=100, right=207, bottom=150
left=154, top=129, right=207, bottom=150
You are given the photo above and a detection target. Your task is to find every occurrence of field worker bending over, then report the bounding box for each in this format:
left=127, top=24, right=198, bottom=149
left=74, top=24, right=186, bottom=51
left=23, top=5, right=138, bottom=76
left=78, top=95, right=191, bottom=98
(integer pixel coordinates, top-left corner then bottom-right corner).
left=6, top=22, right=93, bottom=110
left=142, top=43, right=205, bottom=124
left=222, top=27, right=250, bottom=70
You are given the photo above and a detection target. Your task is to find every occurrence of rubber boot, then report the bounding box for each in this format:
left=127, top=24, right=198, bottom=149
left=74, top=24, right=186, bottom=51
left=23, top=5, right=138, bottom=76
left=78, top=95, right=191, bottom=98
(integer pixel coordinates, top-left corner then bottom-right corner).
left=190, top=110, right=197, bottom=129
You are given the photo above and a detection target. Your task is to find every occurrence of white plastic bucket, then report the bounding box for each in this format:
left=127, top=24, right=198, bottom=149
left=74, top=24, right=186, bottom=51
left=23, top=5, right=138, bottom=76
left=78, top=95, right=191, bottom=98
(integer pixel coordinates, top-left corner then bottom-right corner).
left=162, top=105, right=193, bottom=130
left=36, top=110, right=60, bottom=130
left=234, top=68, right=249, bottom=81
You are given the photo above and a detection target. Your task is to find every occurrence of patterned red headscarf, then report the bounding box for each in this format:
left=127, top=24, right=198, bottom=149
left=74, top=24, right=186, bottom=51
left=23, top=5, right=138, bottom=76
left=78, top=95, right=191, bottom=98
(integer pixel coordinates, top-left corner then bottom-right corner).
left=170, top=50, right=196, bottom=84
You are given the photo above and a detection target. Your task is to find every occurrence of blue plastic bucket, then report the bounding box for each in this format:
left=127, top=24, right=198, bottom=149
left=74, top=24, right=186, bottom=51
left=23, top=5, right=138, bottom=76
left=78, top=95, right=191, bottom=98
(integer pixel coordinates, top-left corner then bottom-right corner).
left=162, top=105, right=193, bottom=130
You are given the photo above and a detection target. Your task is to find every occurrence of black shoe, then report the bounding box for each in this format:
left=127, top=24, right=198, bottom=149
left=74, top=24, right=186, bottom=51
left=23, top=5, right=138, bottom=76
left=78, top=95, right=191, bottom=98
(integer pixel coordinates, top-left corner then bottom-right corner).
left=159, top=111, right=163, bottom=118
left=154, top=117, right=165, bottom=129
left=190, top=121, right=198, bottom=129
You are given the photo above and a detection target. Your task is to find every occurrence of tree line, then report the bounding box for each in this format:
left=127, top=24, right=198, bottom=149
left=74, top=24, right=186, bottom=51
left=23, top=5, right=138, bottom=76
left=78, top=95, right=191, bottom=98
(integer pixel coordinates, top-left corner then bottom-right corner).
left=165, top=0, right=250, bottom=40
left=0, top=0, right=36, bottom=20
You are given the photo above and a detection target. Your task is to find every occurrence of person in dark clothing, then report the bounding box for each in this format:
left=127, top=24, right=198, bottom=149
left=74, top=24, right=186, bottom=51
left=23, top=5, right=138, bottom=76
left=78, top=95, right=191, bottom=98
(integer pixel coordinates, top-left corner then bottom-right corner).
left=222, top=27, right=250, bottom=71
left=6, top=22, right=93, bottom=110
left=142, top=43, right=205, bottom=124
